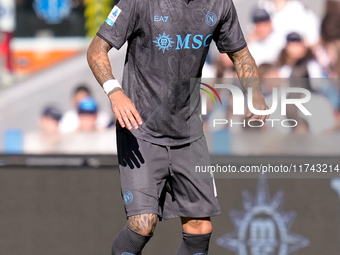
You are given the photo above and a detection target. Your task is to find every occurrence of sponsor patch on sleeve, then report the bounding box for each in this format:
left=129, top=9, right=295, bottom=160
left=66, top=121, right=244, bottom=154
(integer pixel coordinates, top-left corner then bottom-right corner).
left=105, top=5, right=122, bottom=26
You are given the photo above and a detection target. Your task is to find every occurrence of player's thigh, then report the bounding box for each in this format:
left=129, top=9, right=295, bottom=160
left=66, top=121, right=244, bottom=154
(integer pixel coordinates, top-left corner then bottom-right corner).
left=117, top=129, right=169, bottom=216
left=170, top=136, right=219, bottom=215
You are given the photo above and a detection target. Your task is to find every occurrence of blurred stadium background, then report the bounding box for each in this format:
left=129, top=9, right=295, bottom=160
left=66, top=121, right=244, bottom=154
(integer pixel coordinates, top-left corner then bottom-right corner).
left=1, top=0, right=340, bottom=254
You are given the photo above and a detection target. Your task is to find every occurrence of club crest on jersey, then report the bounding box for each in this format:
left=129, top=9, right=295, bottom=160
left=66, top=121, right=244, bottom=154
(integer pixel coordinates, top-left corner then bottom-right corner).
left=106, top=5, right=121, bottom=26
left=205, top=12, right=217, bottom=26
left=123, top=190, right=133, bottom=205
left=153, top=32, right=175, bottom=53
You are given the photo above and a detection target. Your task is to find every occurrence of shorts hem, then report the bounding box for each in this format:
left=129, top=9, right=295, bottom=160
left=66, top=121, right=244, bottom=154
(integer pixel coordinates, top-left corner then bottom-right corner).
left=126, top=209, right=161, bottom=218
left=160, top=209, right=222, bottom=221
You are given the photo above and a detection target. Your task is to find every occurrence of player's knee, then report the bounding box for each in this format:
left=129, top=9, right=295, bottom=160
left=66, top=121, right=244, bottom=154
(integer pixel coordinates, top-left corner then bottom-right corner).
left=182, top=217, right=213, bottom=234
left=127, top=214, right=158, bottom=235
left=191, top=220, right=213, bottom=234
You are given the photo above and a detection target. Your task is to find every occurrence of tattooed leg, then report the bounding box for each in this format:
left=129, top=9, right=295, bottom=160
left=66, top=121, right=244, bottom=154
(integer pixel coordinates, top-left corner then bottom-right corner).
left=127, top=214, right=158, bottom=235
left=111, top=214, right=157, bottom=254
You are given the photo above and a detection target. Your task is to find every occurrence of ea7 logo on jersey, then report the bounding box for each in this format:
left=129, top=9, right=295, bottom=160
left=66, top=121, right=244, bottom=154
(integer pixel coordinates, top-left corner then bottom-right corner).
left=154, top=15, right=169, bottom=22
left=105, top=6, right=121, bottom=26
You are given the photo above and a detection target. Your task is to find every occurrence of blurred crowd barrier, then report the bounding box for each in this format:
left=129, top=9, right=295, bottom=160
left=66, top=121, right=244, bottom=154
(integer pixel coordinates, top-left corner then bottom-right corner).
left=208, top=132, right=340, bottom=155
left=23, top=129, right=117, bottom=154
left=1, top=127, right=339, bottom=155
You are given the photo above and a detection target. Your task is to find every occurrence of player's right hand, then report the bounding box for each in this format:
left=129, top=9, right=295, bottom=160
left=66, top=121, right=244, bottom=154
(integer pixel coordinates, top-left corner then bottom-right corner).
left=109, top=90, right=143, bottom=130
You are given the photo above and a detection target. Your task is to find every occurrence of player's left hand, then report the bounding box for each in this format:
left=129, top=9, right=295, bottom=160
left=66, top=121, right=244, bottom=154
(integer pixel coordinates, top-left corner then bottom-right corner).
left=247, top=92, right=270, bottom=122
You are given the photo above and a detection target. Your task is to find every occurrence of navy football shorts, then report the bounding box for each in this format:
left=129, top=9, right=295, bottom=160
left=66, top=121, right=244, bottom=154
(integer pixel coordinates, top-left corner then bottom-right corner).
left=116, top=126, right=221, bottom=221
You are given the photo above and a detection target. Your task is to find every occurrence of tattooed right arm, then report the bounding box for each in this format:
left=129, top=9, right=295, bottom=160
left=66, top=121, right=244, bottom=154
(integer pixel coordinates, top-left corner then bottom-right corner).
left=87, top=36, right=115, bottom=86
left=86, top=36, right=142, bottom=130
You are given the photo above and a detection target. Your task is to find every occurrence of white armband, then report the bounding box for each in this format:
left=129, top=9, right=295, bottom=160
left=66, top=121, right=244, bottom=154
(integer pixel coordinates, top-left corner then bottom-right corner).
left=103, top=79, right=122, bottom=95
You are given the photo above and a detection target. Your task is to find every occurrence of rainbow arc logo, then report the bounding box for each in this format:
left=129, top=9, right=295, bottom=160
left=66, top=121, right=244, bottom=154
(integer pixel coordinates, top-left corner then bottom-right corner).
left=198, top=82, right=222, bottom=106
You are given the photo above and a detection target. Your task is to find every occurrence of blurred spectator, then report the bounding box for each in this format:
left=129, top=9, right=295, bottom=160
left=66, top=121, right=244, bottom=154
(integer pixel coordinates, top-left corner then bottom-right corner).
left=0, top=0, right=15, bottom=81
left=24, top=105, right=63, bottom=153
left=321, top=12, right=340, bottom=43
left=258, top=62, right=279, bottom=79
left=58, top=97, right=117, bottom=154
left=326, top=0, right=340, bottom=15
left=248, top=8, right=285, bottom=65
left=59, top=84, right=110, bottom=133
left=258, top=63, right=285, bottom=94
left=288, top=78, right=336, bottom=134
left=320, top=11, right=340, bottom=130
left=321, top=12, right=340, bottom=78
left=257, top=0, right=320, bottom=46
left=258, top=63, right=293, bottom=133
left=258, top=63, right=336, bottom=134
left=277, top=32, right=324, bottom=79
left=39, top=105, right=62, bottom=133
left=77, top=97, right=98, bottom=132
left=24, top=101, right=117, bottom=154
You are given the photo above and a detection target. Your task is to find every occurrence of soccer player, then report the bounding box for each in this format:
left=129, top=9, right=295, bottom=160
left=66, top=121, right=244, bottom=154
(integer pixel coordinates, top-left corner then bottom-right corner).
left=87, top=0, right=269, bottom=253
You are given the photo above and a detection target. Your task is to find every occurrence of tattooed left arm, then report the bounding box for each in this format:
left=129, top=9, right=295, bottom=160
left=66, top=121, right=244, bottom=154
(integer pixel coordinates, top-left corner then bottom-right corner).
left=227, top=46, right=269, bottom=122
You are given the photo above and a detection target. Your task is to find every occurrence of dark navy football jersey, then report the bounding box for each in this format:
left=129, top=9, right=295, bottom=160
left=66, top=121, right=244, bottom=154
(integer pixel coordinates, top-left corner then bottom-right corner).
left=97, top=0, right=246, bottom=146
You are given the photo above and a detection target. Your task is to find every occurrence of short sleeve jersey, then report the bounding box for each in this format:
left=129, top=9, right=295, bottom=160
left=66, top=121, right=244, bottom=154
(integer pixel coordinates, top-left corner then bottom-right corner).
left=97, top=0, right=246, bottom=146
